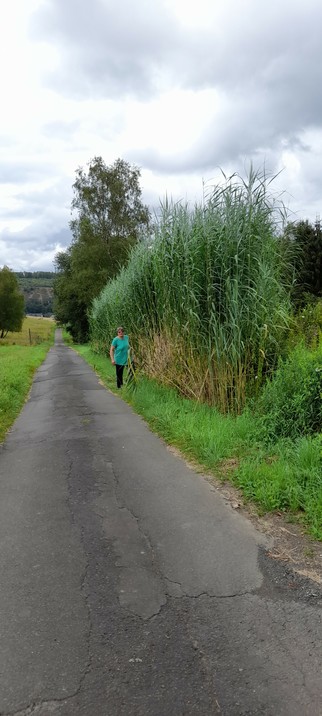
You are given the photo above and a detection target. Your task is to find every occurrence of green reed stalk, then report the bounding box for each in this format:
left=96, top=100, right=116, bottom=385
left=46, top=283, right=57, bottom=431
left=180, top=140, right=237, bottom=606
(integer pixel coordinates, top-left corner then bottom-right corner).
left=90, top=169, right=292, bottom=412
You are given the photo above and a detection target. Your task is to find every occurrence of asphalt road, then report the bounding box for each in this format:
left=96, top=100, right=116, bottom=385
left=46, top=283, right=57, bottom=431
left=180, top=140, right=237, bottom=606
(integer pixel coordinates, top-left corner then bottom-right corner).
left=0, top=329, right=321, bottom=716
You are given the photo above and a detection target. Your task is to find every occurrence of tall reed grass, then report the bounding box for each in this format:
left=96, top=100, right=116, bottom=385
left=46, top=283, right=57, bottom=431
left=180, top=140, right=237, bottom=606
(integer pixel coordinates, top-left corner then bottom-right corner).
left=90, top=170, right=292, bottom=412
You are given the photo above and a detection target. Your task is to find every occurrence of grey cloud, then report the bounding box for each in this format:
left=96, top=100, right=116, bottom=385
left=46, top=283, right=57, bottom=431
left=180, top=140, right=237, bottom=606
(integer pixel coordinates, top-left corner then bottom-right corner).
left=17, top=178, right=72, bottom=207
left=0, top=226, right=72, bottom=271
left=293, top=153, right=322, bottom=205
left=0, top=175, right=74, bottom=270
left=179, top=1, right=322, bottom=100
left=41, top=120, right=80, bottom=140
left=282, top=136, right=311, bottom=153
left=0, top=205, right=39, bottom=220
left=0, top=177, right=72, bottom=223
left=30, top=0, right=322, bottom=172
left=31, top=0, right=183, bottom=99
left=0, top=225, right=71, bottom=251
left=2, top=0, right=321, bottom=270
left=0, top=161, right=55, bottom=185
left=129, top=77, right=318, bottom=177
left=1, top=194, right=70, bottom=222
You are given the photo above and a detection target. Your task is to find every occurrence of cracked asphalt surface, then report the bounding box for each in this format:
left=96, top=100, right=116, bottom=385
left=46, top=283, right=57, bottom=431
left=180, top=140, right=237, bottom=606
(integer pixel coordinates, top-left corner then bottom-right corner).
left=0, top=329, right=321, bottom=716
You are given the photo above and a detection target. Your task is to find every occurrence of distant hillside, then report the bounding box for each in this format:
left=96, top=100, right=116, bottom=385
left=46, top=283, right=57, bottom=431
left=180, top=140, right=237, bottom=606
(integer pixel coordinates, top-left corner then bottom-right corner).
left=15, top=272, right=55, bottom=316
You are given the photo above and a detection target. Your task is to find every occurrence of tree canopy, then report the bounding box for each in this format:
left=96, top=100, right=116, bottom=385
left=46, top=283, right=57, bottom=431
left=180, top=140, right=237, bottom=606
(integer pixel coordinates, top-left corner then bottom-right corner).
left=54, top=157, right=150, bottom=342
left=0, top=266, right=25, bottom=338
left=283, top=218, right=322, bottom=305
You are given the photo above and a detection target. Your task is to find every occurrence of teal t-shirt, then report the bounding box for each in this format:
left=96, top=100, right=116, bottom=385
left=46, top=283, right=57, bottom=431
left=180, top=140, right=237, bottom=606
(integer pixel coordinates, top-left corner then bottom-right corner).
left=112, top=335, right=129, bottom=365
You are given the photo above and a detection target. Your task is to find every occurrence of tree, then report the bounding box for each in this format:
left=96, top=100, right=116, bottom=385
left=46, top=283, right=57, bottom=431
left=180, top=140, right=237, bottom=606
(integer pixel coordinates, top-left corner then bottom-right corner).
left=54, top=157, right=150, bottom=342
left=0, top=266, right=25, bottom=338
left=54, top=249, right=89, bottom=342
left=283, top=218, right=322, bottom=306
left=71, top=157, right=150, bottom=242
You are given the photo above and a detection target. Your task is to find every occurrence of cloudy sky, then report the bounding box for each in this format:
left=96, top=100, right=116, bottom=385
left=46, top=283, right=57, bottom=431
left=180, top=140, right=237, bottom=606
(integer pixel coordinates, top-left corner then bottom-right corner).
left=0, top=0, right=322, bottom=271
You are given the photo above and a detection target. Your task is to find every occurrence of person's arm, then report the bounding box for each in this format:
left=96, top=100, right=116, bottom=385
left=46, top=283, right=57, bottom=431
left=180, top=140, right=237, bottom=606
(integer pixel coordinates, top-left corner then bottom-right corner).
left=110, top=343, right=116, bottom=364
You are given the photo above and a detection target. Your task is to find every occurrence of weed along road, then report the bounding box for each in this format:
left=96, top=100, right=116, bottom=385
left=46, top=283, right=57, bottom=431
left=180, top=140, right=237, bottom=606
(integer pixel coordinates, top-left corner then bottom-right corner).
left=0, top=330, right=321, bottom=716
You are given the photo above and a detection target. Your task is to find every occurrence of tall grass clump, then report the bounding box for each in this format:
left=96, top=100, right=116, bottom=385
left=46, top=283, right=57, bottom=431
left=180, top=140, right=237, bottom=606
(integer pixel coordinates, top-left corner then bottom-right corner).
left=90, top=169, right=292, bottom=412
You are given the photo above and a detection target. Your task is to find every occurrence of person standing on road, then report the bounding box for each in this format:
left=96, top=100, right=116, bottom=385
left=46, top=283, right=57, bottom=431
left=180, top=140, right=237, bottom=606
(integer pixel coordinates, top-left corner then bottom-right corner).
left=110, top=327, right=130, bottom=388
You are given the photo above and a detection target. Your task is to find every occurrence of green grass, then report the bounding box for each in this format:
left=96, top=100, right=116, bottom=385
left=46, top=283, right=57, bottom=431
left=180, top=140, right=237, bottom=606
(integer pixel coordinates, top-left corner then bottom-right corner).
left=235, top=436, right=322, bottom=539
left=0, top=318, right=55, bottom=441
left=0, top=316, right=55, bottom=346
left=62, top=328, right=74, bottom=345
left=73, top=344, right=322, bottom=540
left=0, top=345, right=54, bottom=441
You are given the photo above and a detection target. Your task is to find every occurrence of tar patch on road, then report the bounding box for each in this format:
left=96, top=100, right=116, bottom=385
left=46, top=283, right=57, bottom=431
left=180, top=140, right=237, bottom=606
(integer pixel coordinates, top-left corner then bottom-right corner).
left=257, top=546, right=322, bottom=606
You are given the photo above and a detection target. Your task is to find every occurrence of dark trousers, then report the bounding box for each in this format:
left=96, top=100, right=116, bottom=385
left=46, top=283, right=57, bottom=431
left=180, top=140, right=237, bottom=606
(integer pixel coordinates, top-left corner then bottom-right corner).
left=115, top=364, right=125, bottom=388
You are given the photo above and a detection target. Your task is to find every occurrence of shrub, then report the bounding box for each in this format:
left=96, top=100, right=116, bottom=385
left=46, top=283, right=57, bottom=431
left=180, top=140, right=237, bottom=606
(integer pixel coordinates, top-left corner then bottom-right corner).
left=256, top=344, right=322, bottom=440
left=289, top=298, right=322, bottom=349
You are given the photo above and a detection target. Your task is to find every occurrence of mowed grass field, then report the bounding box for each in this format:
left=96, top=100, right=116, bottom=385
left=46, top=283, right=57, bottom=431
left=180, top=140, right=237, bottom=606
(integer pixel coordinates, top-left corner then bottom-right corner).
left=0, top=317, right=55, bottom=441
left=0, top=316, right=55, bottom=346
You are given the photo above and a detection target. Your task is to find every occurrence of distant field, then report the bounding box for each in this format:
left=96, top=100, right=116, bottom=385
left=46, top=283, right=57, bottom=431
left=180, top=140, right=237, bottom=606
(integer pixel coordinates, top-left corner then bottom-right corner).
left=0, top=316, right=55, bottom=346
left=0, top=317, right=56, bottom=441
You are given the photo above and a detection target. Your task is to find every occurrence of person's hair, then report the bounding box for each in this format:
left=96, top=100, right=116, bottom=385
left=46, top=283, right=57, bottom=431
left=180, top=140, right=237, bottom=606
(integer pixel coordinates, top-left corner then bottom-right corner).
left=117, top=326, right=124, bottom=332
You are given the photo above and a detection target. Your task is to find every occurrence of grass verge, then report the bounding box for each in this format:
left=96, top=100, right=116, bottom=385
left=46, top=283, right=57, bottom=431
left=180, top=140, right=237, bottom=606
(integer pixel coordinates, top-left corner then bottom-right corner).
left=0, top=318, right=55, bottom=442
left=72, top=344, right=322, bottom=540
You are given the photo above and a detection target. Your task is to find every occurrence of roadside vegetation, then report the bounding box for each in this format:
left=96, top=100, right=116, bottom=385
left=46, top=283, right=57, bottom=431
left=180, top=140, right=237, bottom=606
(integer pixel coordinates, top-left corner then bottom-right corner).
left=2, top=159, right=321, bottom=540
left=0, top=266, right=24, bottom=338
left=0, top=317, right=55, bottom=442
left=91, top=170, right=293, bottom=413
left=74, top=167, right=321, bottom=539
left=54, top=157, right=150, bottom=343
left=73, top=341, right=322, bottom=540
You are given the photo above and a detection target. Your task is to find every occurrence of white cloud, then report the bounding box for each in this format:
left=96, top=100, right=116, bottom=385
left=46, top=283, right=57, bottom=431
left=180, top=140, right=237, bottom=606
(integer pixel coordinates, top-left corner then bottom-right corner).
left=0, top=0, right=322, bottom=270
